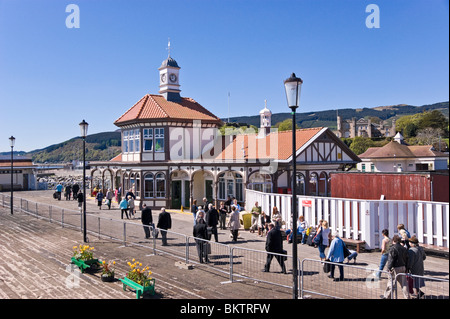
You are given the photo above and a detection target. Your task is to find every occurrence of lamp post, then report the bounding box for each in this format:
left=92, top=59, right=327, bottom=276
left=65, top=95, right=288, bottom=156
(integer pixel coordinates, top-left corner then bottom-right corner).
left=9, top=136, right=15, bottom=215
left=284, top=73, right=303, bottom=299
left=79, top=120, right=89, bottom=242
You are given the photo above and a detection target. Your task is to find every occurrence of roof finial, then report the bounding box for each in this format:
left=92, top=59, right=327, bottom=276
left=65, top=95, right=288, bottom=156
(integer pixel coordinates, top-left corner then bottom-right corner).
left=264, top=99, right=267, bottom=108
left=167, top=38, right=171, bottom=57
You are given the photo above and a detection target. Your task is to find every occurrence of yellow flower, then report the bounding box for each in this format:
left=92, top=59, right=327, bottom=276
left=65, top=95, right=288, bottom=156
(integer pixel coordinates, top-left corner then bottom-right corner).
left=132, top=258, right=135, bottom=262
left=113, top=261, right=116, bottom=265
left=102, top=260, right=106, bottom=264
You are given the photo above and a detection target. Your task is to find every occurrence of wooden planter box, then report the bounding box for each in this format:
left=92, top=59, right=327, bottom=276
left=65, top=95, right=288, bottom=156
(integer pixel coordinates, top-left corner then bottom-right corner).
left=71, top=257, right=100, bottom=273
left=119, top=277, right=155, bottom=299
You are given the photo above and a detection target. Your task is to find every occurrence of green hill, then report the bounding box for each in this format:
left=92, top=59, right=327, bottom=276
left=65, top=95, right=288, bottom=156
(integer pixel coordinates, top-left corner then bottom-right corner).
left=27, top=131, right=121, bottom=164
left=225, top=101, right=449, bottom=130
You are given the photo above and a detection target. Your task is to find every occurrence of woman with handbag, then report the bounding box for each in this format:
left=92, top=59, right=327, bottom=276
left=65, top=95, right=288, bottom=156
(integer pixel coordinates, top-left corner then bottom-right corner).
left=315, top=220, right=331, bottom=261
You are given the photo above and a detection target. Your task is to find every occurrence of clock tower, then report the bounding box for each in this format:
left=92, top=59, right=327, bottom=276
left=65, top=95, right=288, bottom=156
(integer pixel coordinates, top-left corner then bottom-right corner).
left=159, top=40, right=181, bottom=102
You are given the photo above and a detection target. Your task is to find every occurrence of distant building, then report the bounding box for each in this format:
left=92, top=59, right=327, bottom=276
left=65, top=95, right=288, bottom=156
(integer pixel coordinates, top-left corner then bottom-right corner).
left=0, top=156, right=37, bottom=191
left=336, top=115, right=396, bottom=138
left=357, top=133, right=449, bottom=172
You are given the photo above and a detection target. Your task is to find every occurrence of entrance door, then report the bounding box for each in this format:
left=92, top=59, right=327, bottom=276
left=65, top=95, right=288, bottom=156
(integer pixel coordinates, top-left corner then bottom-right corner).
left=184, top=180, right=190, bottom=208
left=172, top=180, right=182, bottom=209
left=205, top=180, right=213, bottom=204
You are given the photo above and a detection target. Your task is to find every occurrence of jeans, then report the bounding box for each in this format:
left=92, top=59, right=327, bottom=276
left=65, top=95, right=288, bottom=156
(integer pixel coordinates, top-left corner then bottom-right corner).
left=318, top=243, right=326, bottom=259
left=143, top=223, right=151, bottom=239
left=376, top=254, right=388, bottom=278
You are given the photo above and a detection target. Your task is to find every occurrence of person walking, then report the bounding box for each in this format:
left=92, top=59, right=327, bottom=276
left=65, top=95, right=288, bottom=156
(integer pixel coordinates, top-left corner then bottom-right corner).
left=157, top=207, right=172, bottom=246
left=193, top=210, right=209, bottom=263
left=227, top=206, right=240, bottom=242
left=376, top=229, right=391, bottom=279
left=65, top=184, right=72, bottom=201
left=72, top=183, right=79, bottom=200
left=382, top=235, right=410, bottom=299
left=141, top=203, right=153, bottom=239
left=250, top=202, right=261, bottom=233
left=263, top=223, right=287, bottom=274
left=218, top=201, right=228, bottom=230
left=315, top=220, right=331, bottom=261
left=205, top=203, right=219, bottom=242
left=96, top=189, right=104, bottom=210
left=119, top=197, right=129, bottom=219
left=191, top=199, right=198, bottom=226
left=56, top=183, right=63, bottom=200
left=76, top=191, right=84, bottom=212
left=105, top=188, right=113, bottom=209
left=408, top=236, right=426, bottom=299
left=327, top=231, right=345, bottom=281
left=128, top=195, right=136, bottom=218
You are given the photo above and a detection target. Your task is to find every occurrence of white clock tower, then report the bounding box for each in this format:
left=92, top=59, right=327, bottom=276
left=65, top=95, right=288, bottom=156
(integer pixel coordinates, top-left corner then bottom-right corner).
left=159, top=40, right=181, bottom=102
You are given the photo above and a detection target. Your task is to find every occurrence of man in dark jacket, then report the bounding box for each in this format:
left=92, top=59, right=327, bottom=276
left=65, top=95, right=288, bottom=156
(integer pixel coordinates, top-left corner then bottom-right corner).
left=156, top=208, right=172, bottom=246
left=382, top=235, right=410, bottom=299
left=263, top=223, right=287, bottom=274
left=193, top=211, right=209, bottom=263
left=205, top=203, right=219, bottom=242
left=141, top=204, right=153, bottom=239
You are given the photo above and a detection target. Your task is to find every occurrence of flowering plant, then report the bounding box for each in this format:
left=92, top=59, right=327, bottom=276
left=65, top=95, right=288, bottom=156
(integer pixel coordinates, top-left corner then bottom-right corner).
left=101, top=260, right=115, bottom=277
left=72, top=244, right=95, bottom=261
left=126, top=258, right=153, bottom=287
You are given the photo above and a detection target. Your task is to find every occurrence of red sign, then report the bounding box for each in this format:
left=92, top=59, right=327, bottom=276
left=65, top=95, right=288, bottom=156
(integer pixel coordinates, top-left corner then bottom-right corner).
left=302, top=200, right=312, bottom=207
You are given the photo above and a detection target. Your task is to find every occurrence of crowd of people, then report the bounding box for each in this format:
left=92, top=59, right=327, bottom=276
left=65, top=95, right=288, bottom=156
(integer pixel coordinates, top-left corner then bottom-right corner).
left=55, top=184, right=429, bottom=296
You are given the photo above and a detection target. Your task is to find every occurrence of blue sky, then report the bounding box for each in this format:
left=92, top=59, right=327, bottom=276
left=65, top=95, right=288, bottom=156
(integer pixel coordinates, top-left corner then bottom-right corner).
left=0, top=0, right=448, bottom=152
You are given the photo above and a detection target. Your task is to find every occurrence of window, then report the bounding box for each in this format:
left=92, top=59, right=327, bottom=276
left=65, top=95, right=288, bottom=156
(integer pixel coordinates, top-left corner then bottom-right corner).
left=155, top=128, right=165, bottom=152
left=134, top=129, right=140, bottom=152
left=123, top=131, right=129, bottom=153
left=155, top=173, right=166, bottom=197
left=235, top=174, right=243, bottom=202
left=123, top=129, right=140, bottom=153
left=219, top=177, right=225, bottom=200
left=143, top=128, right=153, bottom=151
left=144, top=173, right=154, bottom=198
left=371, top=164, right=375, bottom=172
left=361, top=164, right=366, bottom=172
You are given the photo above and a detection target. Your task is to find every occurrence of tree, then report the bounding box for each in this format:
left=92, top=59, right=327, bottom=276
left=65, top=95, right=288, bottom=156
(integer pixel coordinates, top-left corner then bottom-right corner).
left=275, top=119, right=300, bottom=131
left=349, top=137, right=375, bottom=155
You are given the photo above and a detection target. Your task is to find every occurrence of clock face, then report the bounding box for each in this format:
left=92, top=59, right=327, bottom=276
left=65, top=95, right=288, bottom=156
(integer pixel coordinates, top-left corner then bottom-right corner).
left=160, top=73, right=166, bottom=82
left=169, top=73, right=177, bottom=83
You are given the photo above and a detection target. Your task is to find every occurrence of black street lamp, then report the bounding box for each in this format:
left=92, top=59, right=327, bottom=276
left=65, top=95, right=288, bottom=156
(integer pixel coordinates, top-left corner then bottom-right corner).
left=79, top=120, right=89, bottom=242
left=284, top=73, right=303, bottom=299
left=9, top=136, right=15, bottom=215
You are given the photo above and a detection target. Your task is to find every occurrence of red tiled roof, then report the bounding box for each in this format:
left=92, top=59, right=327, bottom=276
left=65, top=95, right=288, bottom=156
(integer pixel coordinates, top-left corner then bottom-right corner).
left=114, top=94, right=222, bottom=125
left=214, top=128, right=323, bottom=161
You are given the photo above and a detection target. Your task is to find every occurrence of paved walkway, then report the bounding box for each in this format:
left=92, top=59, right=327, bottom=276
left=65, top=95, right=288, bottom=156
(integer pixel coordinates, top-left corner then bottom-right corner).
left=1, top=190, right=448, bottom=300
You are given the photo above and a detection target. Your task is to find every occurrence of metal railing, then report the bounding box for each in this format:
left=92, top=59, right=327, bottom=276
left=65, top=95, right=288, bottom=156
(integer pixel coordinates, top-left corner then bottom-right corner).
left=1, top=193, right=448, bottom=299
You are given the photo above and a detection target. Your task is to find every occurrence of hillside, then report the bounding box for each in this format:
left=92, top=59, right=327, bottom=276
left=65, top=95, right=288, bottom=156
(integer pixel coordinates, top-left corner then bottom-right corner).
left=225, top=101, right=449, bottom=130
left=27, top=131, right=121, bottom=164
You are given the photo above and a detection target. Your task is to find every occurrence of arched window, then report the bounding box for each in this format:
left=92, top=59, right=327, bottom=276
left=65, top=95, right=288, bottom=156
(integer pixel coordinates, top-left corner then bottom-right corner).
left=296, top=173, right=306, bottom=195
left=144, top=173, right=154, bottom=198
left=319, top=172, right=327, bottom=197
left=155, top=173, right=166, bottom=198
left=309, top=172, right=318, bottom=196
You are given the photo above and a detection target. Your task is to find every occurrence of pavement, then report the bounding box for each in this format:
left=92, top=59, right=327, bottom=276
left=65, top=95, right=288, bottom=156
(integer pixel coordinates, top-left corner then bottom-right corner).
left=1, top=189, right=449, bottom=302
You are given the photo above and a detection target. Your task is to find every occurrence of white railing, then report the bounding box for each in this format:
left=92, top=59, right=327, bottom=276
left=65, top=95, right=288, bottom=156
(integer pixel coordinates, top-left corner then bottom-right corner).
left=245, top=189, right=449, bottom=250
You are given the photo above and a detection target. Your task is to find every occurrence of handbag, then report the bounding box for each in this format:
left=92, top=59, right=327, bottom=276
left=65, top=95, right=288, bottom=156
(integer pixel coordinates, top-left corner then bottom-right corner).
left=313, top=227, right=323, bottom=246
left=323, top=259, right=331, bottom=273
left=406, top=274, right=414, bottom=294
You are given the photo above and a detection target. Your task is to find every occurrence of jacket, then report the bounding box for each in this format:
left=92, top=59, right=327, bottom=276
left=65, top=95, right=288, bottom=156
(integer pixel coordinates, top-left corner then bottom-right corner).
left=141, top=207, right=153, bottom=225
left=193, top=221, right=208, bottom=239
left=119, top=199, right=128, bottom=209
left=228, top=211, right=240, bottom=230
left=408, top=246, right=426, bottom=276
left=386, top=242, right=409, bottom=270
left=205, top=208, right=219, bottom=227
left=327, top=237, right=345, bottom=263
left=265, top=227, right=284, bottom=253
left=157, top=211, right=172, bottom=230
